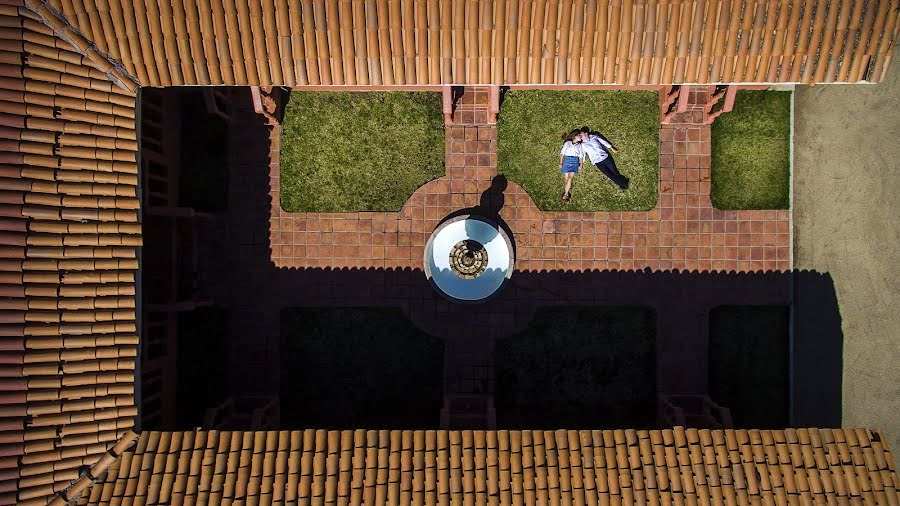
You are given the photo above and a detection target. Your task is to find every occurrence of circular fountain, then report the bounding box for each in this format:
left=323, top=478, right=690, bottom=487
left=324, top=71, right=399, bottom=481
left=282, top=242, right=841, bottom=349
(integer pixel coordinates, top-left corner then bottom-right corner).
left=424, top=214, right=514, bottom=303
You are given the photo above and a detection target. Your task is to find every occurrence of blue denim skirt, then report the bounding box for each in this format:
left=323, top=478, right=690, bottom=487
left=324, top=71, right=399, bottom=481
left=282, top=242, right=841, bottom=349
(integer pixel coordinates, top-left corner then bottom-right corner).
left=560, top=156, right=580, bottom=174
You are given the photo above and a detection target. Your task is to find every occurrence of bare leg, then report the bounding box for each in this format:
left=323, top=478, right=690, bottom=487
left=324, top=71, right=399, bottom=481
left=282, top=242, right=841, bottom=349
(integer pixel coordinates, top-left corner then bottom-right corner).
left=563, top=172, right=574, bottom=200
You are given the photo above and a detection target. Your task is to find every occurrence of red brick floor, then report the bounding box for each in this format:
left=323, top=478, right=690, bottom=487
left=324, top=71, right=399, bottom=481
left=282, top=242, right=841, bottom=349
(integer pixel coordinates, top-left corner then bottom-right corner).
left=269, top=87, right=791, bottom=273
left=200, top=88, right=794, bottom=427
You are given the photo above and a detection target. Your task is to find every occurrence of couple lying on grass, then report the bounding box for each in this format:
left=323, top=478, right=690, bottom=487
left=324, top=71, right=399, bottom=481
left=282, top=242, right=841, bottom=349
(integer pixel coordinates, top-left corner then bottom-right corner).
left=559, top=126, right=629, bottom=203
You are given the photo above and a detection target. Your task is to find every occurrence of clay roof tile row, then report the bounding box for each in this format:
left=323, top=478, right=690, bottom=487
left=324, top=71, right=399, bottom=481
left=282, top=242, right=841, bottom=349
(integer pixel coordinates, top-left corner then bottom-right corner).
left=31, top=0, right=900, bottom=87
left=0, top=1, right=898, bottom=504
left=0, top=4, right=137, bottom=504
left=71, top=428, right=900, bottom=505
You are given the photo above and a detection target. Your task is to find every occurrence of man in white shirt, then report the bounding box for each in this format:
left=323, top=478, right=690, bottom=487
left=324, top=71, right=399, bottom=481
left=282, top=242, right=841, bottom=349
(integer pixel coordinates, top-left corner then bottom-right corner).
left=579, top=127, right=629, bottom=190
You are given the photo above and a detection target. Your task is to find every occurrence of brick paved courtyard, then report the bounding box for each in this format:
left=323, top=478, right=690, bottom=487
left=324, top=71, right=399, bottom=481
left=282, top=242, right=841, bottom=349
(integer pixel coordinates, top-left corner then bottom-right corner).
left=193, top=87, right=801, bottom=428
left=269, top=87, right=791, bottom=273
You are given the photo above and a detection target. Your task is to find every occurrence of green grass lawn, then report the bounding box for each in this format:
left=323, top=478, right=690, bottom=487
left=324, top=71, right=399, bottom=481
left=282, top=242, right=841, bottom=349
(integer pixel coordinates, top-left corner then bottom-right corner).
left=497, top=90, right=660, bottom=211
left=711, top=90, right=791, bottom=210
left=495, top=306, right=657, bottom=428
left=280, top=308, right=443, bottom=428
left=280, top=92, right=445, bottom=212
left=709, top=305, right=790, bottom=428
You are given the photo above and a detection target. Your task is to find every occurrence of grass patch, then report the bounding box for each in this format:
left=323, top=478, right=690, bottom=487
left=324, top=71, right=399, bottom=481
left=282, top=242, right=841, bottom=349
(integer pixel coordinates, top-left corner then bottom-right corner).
left=280, top=308, right=443, bottom=428
left=497, top=90, right=659, bottom=211
left=711, top=90, right=791, bottom=210
left=280, top=92, right=445, bottom=212
left=709, top=305, right=790, bottom=428
left=496, top=306, right=657, bottom=428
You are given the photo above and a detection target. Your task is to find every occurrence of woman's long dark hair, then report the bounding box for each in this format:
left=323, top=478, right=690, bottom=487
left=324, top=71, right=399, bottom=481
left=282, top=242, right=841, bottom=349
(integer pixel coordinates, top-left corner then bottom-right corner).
left=561, top=129, right=581, bottom=142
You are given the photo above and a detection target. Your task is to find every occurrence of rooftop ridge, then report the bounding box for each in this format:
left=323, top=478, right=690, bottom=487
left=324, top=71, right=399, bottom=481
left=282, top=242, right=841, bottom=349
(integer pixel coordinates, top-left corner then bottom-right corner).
left=46, top=430, right=136, bottom=506
left=22, top=0, right=139, bottom=92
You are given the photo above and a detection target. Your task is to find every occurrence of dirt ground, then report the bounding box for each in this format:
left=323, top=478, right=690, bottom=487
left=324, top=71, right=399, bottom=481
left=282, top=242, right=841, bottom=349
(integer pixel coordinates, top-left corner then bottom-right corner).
left=793, top=61, right=900, bottom=451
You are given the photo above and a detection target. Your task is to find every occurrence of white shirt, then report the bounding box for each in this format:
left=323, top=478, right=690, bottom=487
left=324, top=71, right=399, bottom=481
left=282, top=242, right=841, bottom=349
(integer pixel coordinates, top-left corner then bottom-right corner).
left=559, top=141, right=584, bottom=159
left=582, top=134, right=613, bottom=163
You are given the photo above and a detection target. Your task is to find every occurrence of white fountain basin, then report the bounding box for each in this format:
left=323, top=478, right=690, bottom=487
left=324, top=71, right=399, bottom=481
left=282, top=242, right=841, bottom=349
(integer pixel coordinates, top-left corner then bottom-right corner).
left=424, top=215, right=514, bottom=303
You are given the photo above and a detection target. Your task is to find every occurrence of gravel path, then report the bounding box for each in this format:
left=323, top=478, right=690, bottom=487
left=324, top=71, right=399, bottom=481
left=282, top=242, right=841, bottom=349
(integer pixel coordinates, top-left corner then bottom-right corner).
left=793, top=61, right=900, bottom=450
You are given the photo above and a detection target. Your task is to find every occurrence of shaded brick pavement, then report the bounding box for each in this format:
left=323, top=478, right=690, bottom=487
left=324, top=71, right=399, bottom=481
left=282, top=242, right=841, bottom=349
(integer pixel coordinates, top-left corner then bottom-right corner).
left=196, top=88, right=794, bottom=427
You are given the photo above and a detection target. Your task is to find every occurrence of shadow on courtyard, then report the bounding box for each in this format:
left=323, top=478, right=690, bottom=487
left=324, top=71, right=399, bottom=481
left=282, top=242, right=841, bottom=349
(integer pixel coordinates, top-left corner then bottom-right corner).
left=279, top=307, right=444, bottom=429
left=142, top=87, right=843, bottom=432
left=168, top=259, right=843, bottom=431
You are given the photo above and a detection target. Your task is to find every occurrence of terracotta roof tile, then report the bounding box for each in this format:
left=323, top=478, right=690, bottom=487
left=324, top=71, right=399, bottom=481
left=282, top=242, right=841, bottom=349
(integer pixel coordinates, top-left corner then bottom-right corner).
left=0, top=5, right=137, bottom=504
left=19, top=0, right=897, bottom=87
left=1, top=1, right=898, bottom=504
left=59, top=428, right=900, bottom=505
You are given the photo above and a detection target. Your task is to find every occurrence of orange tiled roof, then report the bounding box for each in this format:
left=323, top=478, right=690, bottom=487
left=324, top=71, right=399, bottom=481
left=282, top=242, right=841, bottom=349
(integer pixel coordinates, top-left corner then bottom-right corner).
left=70, top=428, right=899, bottom=505
left=0, top=1, right=899, bottom=505
left=35, top=0, right=900, bottom=87
left=0, top=3, right=139, bottom=505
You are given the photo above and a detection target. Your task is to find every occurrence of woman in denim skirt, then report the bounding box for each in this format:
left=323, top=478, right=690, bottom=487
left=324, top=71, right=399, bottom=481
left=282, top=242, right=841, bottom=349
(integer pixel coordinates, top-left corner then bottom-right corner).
left=559, top=129, right=585, bottom=203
